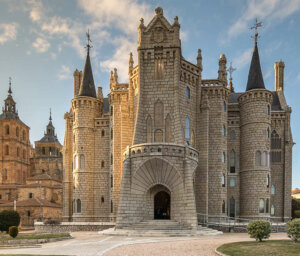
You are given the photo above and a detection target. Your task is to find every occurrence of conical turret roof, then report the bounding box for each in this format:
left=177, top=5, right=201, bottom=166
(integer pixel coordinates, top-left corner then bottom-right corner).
left=78, top=51, right=96, bottom=98
left=246, top=39, right=265, bottom=91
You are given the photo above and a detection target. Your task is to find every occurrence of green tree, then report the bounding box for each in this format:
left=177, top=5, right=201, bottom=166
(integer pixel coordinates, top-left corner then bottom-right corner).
left=247, top=220, right=271, bottom=242
left=0, top=210, right=20, bottom=232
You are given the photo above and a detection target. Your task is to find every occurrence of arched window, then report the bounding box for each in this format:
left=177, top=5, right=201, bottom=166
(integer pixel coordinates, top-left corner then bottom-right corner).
left=5, top=145, right=9, bottom=155
left=222, top=125, right=226, bottom=136
left=111, top=200, right=113, bottom=213
left=111, top=106, right=113, bottom=116
left=271, top=184, right=275, bottom=195
left=74, top=155, right=78, bottom=169
left=146, top=115, right=152, bottom=143
left=77, top=199, right=81, bottom=213
left=266, top=174, right=269, bottom=188
left=271, top=205, right=275, bottom=215
left=22, top=130, right=25, bottom=140
left=222, top=200, right=225, bottom=214
left=80, top=155, right=85, bottom=169
left=111, top=128, right=113, bottom=140
left=111, top=175, right=113, bottom=188
left=256, top=151, right=261, bottom=166
left=101, top=161, right=105, bottom=168
left=154, top=129, right=163, bottom=142
left=29, top=193, right=33, bottom=198
left=27, top=210, right=31, bottom=217
left=267, top=127, right=270, bottom=138
left=222, top=174, right=225, bottom=187
left=111, top=154, right=113, bottom=165
left=185, top=116, right=190, bottom=139
left=101, top=130, right=105, bottom=137
left=262, top=151, right=268, bottom=166
left=230, top=130, right=236, bottom=140
left=16, top=127, right=19, bottom=137
left=259, top=199, right=265, bottom=213
left=271, top=131, right=281, bottom=162
left=222, top=152, right=226, bottom=163
left=223, top=101, right=226, bottom=112
left=5, top=125, right=9, bottom=135
left=267, top=105, right=270, bottom=115
left=101, top=196, right=104, bottom=203
left=17, top=147, right=20, bottom=157
left=230, top=150, right=235, bottom=173
left=266, top=199, right=269, bottom=213
left=186, top=87, right=190, bottom=99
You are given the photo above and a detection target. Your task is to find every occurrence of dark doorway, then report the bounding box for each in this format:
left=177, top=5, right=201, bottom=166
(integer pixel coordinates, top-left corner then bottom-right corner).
left=154, top=191, right=170, bottom=219
left=230, top=197, right=235, bottom=218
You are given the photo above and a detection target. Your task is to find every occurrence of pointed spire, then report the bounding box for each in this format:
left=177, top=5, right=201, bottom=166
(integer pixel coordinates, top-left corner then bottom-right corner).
left=227, top=61, right=236, bottom=93
left=197, top=49, right=203, bottom=72
left=8, top=77, right=12, bottom=95
left=246, top=19, right=265, bottom=91
left=49, top=108, right=52, bottom=121
left=78, top=30, right=96, bottom=98
left=129, top=52, right=134, bottom=74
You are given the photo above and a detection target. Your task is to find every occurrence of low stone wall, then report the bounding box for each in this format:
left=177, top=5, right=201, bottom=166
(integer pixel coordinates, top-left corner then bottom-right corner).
left=0, top=236, right=71, bottom=245
left=34, top=221, right=115, bottom=233
left=207, top=223, right=286, bottom=233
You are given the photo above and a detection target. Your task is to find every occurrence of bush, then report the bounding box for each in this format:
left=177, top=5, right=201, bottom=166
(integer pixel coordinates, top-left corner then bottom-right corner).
left=287, top=218, right=300, bottom=242
left=247, top=220, right=271, bottom=242
left=292, top=199, right=300, bottom=219
left=43, top=219, right=61, bottom=225
left=0, top=210, right=20, bottom=232
left=8, top=226, right=18, bottom=238
left=294, top=210, right=300, bottom=218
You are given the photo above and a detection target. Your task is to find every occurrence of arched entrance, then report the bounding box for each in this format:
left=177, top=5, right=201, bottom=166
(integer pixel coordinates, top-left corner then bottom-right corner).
left=154, top=191, right=170, bottom=219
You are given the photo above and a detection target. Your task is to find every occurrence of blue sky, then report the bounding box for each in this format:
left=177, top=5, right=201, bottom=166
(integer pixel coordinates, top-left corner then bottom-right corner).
left=0, top=0, right=299, bottom=188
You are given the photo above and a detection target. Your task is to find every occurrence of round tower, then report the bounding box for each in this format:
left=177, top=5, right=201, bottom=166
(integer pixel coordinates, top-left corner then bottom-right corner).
left=71, top=35, right=101, bottom=221
left=239, top=33, right=273, bottom=219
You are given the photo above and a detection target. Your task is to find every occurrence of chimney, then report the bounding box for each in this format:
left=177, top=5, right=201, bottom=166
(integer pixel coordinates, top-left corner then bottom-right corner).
left=274, top=60, right=285, bottom=91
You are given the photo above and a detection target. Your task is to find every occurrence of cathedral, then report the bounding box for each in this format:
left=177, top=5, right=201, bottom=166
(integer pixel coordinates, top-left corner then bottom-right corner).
left=62, top=7, right=293, bottom=229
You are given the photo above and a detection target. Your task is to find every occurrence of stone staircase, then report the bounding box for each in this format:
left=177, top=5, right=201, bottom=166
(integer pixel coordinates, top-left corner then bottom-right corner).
left=99, top=220, right=223, bottom=237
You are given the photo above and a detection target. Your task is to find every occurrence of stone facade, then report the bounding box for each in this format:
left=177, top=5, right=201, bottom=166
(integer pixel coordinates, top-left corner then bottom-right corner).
left=62, top=8, right=293, bottom=227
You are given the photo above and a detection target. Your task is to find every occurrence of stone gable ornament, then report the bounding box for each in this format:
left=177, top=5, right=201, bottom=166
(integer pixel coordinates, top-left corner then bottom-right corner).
left=154, top=26, right=164, bottom=43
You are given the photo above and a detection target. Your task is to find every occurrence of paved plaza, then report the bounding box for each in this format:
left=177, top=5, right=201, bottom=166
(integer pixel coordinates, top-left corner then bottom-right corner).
left=0, top=232, right=289, bottom=256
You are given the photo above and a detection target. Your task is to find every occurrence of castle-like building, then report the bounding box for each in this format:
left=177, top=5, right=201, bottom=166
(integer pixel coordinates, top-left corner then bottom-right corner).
left=62, top=8, right=293, bottom=228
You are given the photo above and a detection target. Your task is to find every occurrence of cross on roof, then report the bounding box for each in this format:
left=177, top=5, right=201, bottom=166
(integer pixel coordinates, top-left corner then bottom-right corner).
left=250, top=18, right=263, bottom=43
left=8, top=77, right=12, bottom=94
left=85, top=29, right=93, bottom=54
left=227, top=61, right=236, bottom=80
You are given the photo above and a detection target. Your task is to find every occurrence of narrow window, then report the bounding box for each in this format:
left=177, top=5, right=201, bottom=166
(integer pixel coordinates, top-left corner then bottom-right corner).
left=5, top=125, right=9, bottom=135
left=230, top=150, right=235, bottom=173
left=230, top=177, right=236, bottom=187
left=22, top=130, right=25, bottom=140
left=27, top=210, right=31, bottom=217
left=267, top=174, right=270, bottom=188
left=165, top=114, right=171, bottom=143
left=271, top=185, right=275, bottom=195
left=77, top=199, right=81, bottom=213
left=267, top=105, right=270, bottom=115
left=4, top=169, right=7, bottom=180
left=0, top=194, right=2, bottom=199
left=223, top=101, right=226, bottom=112
left=185, top=116, right=190, bottom=139
left=80, top=155, right=85, bottom=169
left=256, top=151, right=261, bottom=166
left=111, top=175, right=113, bottom=188
left=146, top=115, right=152, bottom=143
left=111, top=128, right=113, bottom=140
left=267, top=127, right=270, bottom=138
left=111, top=200, right=113, bottom=213
left=101, top=130, right=105, bottom=137
left=263, top=151, right=268, bottom=166
left=222, top=200, right=225, bottom=214
left=266, top=199, right=269, bottom=213
left=222, top=152, right=226, bottom=163
left=101, top=196, right=104, bottom=203
left=5, top=145, right=9, bottom=155
left=16, top=127, right=19, bottom=137
left=222, top=125, right=226, bottom=136
left=111, top=154, right=113, bottom=165
left=111, top=106, right=113, bottom=116
left=186, top=87, right=190, bottom=99
left=259, top=199, right=265, bottom=213
left=230, top=130, right=236, bottom=140
left=271, top=205, right=275, bottom=216
left=29, top=193, right=33, bottom=198
left=42, top=147, right=45, bottom=155
left=101, top=161, right=105, bottom=168
left=222, top=174, right=225, bottom=187
left=74, top=155, right=78, bottom=169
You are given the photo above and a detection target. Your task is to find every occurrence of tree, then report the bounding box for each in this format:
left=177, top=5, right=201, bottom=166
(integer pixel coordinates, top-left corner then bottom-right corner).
left=0, top=210, right=20, bottom=232
left=247, top=220, right=271, bottom=242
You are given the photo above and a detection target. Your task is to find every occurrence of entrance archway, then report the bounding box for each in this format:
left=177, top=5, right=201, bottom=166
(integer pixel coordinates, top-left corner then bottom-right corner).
left=154, top=191, right=170, bottom=219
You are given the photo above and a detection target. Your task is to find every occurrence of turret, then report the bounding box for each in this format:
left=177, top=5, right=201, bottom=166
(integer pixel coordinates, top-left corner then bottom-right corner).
left=274, top=60, right=285, bottom=91
left=239, top=27, right=272, bottom=219
left=197, top=49, right=203, bottom=72
left=218, top=54, right=227, bottom=84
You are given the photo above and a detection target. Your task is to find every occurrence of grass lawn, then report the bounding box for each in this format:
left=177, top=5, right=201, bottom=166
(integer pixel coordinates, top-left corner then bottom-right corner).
left=217, top=240, right=300, bottom=256
left=0, top=233, right=70, bottom=241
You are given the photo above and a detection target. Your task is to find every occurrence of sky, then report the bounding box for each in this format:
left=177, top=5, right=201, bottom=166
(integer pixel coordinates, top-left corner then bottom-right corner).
left=0, top=0, right=299, bottom=188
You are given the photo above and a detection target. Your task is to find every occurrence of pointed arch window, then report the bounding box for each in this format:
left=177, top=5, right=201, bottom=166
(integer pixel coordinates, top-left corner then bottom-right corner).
left=230, top=150, right=235, bottom=173
left=259, top=199, right=265, bottom=213
left=77, top=199, right=81, bottom=213
left=186, top=87, right=190, bottom=99
left=271, top=130, right=282, bottom=162
left=185, top=116, right=190, bottom=139
left=256, top=151, right=261, bottom=166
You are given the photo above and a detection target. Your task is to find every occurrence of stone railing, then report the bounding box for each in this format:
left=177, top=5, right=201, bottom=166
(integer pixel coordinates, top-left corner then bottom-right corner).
left=201, top=79, right=225, bottom=87
left=123, top=143, right=199, bottom=161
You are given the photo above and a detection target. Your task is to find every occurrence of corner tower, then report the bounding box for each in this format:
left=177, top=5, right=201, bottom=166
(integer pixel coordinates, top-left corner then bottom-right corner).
left=71, top=34, right=101, bottom=221
left=239, top=30, right=272, bottom=219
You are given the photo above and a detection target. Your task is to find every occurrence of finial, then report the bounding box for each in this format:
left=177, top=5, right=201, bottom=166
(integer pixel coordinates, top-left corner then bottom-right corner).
left=129, top=52, right=134, bottom=73
left=113, top=68, right=118, bottom=82
left=8, top=77, right=12, bottom=95
left=85, top=29, right=93, bottom=55
left=155, top=7, right=163, bottom=16
left=250, top=18, right=262, bottom=45
left=227, top=61, right=236, bottom=92
left=49, top=108, right=52, bottom=121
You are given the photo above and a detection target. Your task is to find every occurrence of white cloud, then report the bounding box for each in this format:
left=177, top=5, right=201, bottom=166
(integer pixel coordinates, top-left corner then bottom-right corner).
left=29, top=0, right=43, bottom=22
left=233, top=47, right=253, bottom=68
left=50, top=52, right=57, bottom=59
left=32, top=37, right=50, bottom=53
left=58, top=65, right=71, bottom=80
left=224, top=0, right=300, bottom=42
left=0, top=23, right=18, bottom=44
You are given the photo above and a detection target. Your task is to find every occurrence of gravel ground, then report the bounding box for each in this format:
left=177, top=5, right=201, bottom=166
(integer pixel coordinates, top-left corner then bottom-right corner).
left=103, top=233, right=289, bottom=256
